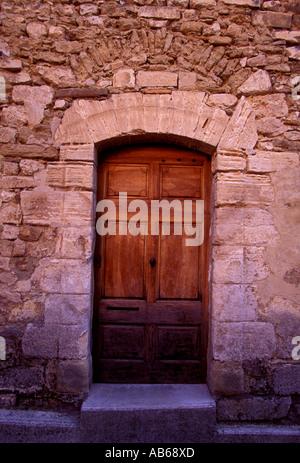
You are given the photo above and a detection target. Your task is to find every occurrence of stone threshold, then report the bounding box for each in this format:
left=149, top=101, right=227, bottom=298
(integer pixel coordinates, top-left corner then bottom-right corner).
left=0, top=384, right=299, bottom=443
left=82, top=383, right=215, bottom=411
left=79, top=383, right=216, bottom=443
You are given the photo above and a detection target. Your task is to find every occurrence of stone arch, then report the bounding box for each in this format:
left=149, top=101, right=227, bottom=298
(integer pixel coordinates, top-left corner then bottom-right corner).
left=55, top=91, right=258, bottom=155
left=46, top=90, right=259, bottom=395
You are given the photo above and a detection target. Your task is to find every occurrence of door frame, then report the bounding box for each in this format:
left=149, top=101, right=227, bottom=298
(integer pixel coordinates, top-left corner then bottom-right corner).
left=92, top=142, right=212, bottom=383
left=53, top=90, right=258, bottom=396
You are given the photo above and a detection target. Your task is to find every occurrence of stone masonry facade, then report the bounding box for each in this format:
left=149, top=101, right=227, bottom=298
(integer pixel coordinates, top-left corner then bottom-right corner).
left=0, top=0, right=299, bottom=424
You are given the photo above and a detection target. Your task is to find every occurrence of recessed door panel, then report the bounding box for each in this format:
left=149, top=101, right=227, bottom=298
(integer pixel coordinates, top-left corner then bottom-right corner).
left=101, top=325, right=144, bottom=359
left=157, top=326, right=199, bottom=360
left=107, top=164, right=148, bottom=197
left=161, top=166, right=202, bottom=198
left=104, top=232, right=145, bottom=298
left=159, top=232, right=199, bottom=299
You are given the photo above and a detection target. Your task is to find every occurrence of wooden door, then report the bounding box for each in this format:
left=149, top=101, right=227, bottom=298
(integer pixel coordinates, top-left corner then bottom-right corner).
left=93, top=145, right=211, bottom=383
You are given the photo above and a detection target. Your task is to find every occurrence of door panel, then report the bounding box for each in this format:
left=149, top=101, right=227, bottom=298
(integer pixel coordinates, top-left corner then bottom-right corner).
left=161, top=166, right=202, bottom=198
left=157, top=326, right=200, bottom=360
left=101, top=325, right=144, bottom=359
left=159, top=232, right=199, bottom=299
left=107, top=164, right=148, bottom=197
left=104, top=233, right=145, bottom=298
left=93, top=145, right=210, bottom=383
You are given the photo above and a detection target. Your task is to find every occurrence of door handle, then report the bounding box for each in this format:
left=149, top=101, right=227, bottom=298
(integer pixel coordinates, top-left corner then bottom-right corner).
left=150, top=257, right=156, bottom=267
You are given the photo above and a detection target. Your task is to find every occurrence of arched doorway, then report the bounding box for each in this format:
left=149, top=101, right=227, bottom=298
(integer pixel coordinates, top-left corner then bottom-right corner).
left=53, top=90, right=258, bottom=396
left=93, top=144, right=211, bottom=383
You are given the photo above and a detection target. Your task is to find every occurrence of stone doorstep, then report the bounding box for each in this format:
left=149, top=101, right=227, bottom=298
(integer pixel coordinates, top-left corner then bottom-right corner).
left=79, top=383, right=217, bottom=443
left=0, top=384, right=299, bottom=443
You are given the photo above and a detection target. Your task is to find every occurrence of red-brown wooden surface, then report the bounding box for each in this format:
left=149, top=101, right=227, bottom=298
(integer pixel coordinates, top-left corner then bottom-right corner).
left=93, top=145, right=211, bottom=383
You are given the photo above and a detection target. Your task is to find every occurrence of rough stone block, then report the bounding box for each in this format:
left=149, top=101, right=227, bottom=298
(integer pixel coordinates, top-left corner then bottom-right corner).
left=138, top=6, right=181, bottom=20
left=22, top=324, right=59, bottom=358
left=287, top=46, right=300, bottom=60
left=59, top=144, right=95, bottom=162
left=273, top=365, right=300, bottom=395
left=212, top=321, right=276, bottom=362
left=21, top=190, right=63, bottom=226
left=238, top=69, right=272, bottom=96
left=218, top=97, right=258, bottom=150
left=209, top=361, right=244, bottom=395
left=36, top=65, right=77, bottom=88
left=55, top=226, right=94, bottom=260
left=244, top=174, right=274, bottom=205
left=3, top=161, right=19, bottom=176
left=0, top=202, right=22, bottom=225
left=0, top=126, right=17, bottom=143
left=113, top=68, right=135, bottom=88
left=208, top=36, right=232, bottom=46
left=57, top=359, right=91, bottom=393
left=257, top=117, right=286, bottom=137
left=46, top=163, right=94, bottom=189
left=0, top=58, right=23, bottom=71
left=0, top=144, right=58, bottom=160
left=214, top=171, right=274, bottom=206
left=0, top=367, right=44, bottom=393
left=251, top=11, right=293, bottom=29
left=217, top=396, right=291, bottom=421
left=274, top=31, right=300, bottom=44
left=247, top=54, right=268, bottom=67
left=212, top=283, right=257, bottom=321
left=2, top=224, right=19, bottom=240
left=62, top=191, right=94, bottom=226
left=24, top=101, right=45, bottom=127
left=59, top=326, right=89, bottom=359
left=223, top=0, right=261, bottom=5
left=12, top=85, right=54, bottom=106
left=31, top=258, right=92, bottom=294
left=79, top=4, right=98, bottom=15
left=136, top=71, right=178, bottom=87
left=55, top=41, right=82, bottom=54
left=190, top=0, right=216, bottom=7
left=247, top=150, right=299, bottom=173
left=26, top=22, right=47, bottom=39
left=212, top=153, right=246, bottom=172
left=44, top=294, right=91, bottom=326
left=260, top=297, right=300, bottom=359
left=213, top=206, right=279, bottom=246
left=2, top=175, right=38, bottom=190
left=178, top=71, right=197, bottom=90
left=1, top=105, right=28, bottom=127
left=180, top=21, right=202, bottom=33
left=214, top=172, right=244, bottom=205
left=207, top=94, right=238, bottom=110
left=0, top=394, right=16, bottom=407
left=212, top=245, right=244, bottom=284
left=250, top=93, right=289, bottom=118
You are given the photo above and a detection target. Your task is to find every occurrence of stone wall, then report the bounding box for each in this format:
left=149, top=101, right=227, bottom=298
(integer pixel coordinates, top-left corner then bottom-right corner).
left=0, top=0, right=299, bottom=423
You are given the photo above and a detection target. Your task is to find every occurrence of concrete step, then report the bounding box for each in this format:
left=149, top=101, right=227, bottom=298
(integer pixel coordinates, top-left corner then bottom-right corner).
left=0, top=409, right=79, bottom=443
left=79, top=383, right=216, bottom=443
left=216, top=424, right=300, bottom=443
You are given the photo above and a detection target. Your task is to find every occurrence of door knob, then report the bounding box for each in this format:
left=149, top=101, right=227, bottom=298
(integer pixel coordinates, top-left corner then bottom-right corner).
left=150, top=257, right=156, bottom=267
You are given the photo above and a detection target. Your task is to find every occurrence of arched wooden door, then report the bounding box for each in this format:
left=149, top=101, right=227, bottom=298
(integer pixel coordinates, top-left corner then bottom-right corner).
left=93, top=145, right=211, bottom=383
